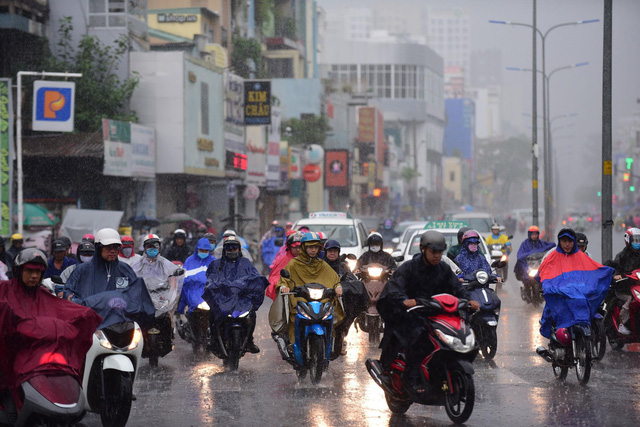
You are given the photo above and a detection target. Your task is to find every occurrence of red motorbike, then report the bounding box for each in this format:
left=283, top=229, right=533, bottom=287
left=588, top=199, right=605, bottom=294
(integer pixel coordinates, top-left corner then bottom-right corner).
left=600, top=268, right=640, bottom=350
left=356, top=263, right=393, bottom=344
left=366, top=294, right=478, bottom=424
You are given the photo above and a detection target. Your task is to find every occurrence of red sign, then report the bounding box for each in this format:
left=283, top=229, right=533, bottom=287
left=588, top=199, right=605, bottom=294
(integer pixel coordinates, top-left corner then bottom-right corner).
left=325, top=150, right=348, bottom=188
left=303, top=164, right=322, bottom=182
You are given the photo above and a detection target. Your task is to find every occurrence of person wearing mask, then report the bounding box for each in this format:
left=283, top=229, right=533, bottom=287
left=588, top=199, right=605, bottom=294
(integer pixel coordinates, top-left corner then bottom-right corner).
left=44, top=240, right=77, bottom=279
left=447, top=227, right=471, bottom=261
left=131, top=234, right=178, bottom=279
left=204, top=233, right=217, bottom=251
left=610, top=227, right=640, bottom=334
left=204, top=236, right=267, bottom=354
left=356, top=232, right=396, bottom=271
left=260, top=220, right=281, bottom=246
left=375, top=231, right=478, bottom=392
left=82, top=234, right=95, bottom=244
left=266, top=232, right=302, bottom=300
left=379, top=219, right=396, bottom=246
left=285, top=221, right=294, bottom=233
left=179, top=237, right=216, bottom=316
left=485, top=223, right=512, bottom=255
left=0, top=236, right=14, bottom=279
left=514, top=226, right=556, bottom=281
left=162, top=229, right=191, bottom=263
left=454, top=230, right=501, bottom=282
left=7, top=233, right=24, bottom=262
left=119, top=235, right=142, bottom=266
left=213, top=229, right=252, bottom=260
left=60, top=241, right=95, bottom=285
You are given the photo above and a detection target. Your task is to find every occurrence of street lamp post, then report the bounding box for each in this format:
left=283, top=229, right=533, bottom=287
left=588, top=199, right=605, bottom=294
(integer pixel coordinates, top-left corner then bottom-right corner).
left=491, top=17, right=598, bottom=236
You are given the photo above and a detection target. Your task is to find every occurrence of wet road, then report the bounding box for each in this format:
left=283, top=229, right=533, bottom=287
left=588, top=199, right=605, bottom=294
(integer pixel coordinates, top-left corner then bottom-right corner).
left=79, top=229, right=640, bottom=426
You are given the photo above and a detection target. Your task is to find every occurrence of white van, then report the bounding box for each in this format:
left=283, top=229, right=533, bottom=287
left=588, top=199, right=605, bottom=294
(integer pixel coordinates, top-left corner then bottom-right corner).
left=294, top=212, right=369, bottom=258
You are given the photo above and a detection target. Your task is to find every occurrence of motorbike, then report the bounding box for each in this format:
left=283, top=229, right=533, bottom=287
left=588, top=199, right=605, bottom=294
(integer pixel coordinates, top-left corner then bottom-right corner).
left=489, top=243, right=509, bottom=285
left=536, top=323, right=594, bottom=386
left=366, top=294, right=478, bottom=424
left=356, top=263, right=393, bottom=344
left=209, top=310, right=255, bottom=371
left=520, top=252, right=546, bottom=306
left=599, top=268, right=640, bottom=352
left=176, top=302, right=211, bottom=353
left=142, top=269, right=185, bottom=367
left=274, top=270, right=340, bottom=384
left=463, top=270, right=501, bottom=359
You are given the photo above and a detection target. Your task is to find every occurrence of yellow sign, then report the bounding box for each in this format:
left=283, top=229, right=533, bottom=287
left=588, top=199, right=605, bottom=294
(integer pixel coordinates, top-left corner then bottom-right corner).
left=603, top=160, right=612, bottom=175
left=533, top=180, right=538, bottom=189
left=244, top=80, right=271, bottom=125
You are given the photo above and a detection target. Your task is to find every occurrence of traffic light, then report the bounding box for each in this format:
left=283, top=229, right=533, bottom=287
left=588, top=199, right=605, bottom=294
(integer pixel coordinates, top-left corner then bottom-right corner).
left=597, top=191, right=602, bottom=197
left=626, top=157, right=634, bottom=170
left=630, top=186, right=635, bottom=192
left=624, top=173, right=630, bottom=182
left=373, top=188, right=382, bottom=197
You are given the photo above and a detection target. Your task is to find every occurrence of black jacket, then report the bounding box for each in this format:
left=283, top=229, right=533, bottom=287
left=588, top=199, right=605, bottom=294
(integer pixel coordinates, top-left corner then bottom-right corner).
left=611, top=246, right=640, bottom=276
left=162, top=243, right=191, bottom=264
left=356, top=250, right=396, bottom=270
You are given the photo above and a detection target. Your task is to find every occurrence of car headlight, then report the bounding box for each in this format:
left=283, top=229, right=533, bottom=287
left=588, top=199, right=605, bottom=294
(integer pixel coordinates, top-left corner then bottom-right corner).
left=476, top=271, right=489, bottom=285
left=197, top=301, right=210, bottom=311
left=435, top=329, right=476, bottom=353
left=347, top=259, right=357, bottom=272
left=308, top=288, right=324, bottom=301
left=528, top=268, right=538, bottom=278
left=128, top=326, right=143, bottom=350
left=633, top=288, right=640, bottom=300
left=95, top=330, right=112, bottom=350
left=367, top=266, right=383, bottom=278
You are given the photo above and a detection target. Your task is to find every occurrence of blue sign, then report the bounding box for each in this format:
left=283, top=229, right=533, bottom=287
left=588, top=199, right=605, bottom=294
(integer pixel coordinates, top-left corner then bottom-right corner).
left=32, top=81, right=75, bottom=132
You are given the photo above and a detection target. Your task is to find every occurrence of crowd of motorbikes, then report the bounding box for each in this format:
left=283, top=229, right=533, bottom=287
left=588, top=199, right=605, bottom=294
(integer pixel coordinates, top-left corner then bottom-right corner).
left=3, top=222, right=640, bottom=427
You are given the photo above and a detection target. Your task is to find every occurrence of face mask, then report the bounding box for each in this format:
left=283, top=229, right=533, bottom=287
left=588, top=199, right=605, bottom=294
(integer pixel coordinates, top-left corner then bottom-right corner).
left=370, top=245, right=381, bottom=253
left=198, top=251, right=209, bottom=260
left=225, top=251, right=240, bottom=261
left=80, top=255, right=93, bottom=264
left=146, top=248, right=159, bottom=258
left=468, top=243, right=479, bottom=253
left=632, top=243, right=640, bottom=251
left=121, top=247, right=133, bottom=258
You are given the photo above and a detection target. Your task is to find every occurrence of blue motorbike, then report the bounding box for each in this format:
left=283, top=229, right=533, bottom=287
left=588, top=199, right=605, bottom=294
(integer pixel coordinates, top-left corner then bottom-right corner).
left=463, top=270, right=502, bottom=359
left=275, top=270, right=337, bottom=384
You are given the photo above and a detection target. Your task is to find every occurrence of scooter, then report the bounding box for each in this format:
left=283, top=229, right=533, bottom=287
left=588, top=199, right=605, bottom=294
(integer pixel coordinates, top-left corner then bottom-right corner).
left=463, top=270, right=501, bottom=359
left=520, top=252, right=545, bottom=306
left=273, top=270, right=340, bottom=384
left=176, top=303, right=211, bottom=353
left=210, top=310, right=255, bottom=371
left=489, top=243, right=509, bottom=285
left=142, top=269, right=185, bottom=367
left=366, top=294, right=478, bottom=424
left=600, top=268, right=640, bottom=351
left=356, top=263, right=393, bottom=344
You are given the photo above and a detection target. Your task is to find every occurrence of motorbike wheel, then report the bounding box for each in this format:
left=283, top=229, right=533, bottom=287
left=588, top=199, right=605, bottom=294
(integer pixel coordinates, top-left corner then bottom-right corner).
left=591, top=319, right=607, bottom=361
left=444, top=368, right=475, bottom=424
left=575, top=334, right=592, bottom=386
left=356, top=313, right=368, bottom=333
left=149, top=355, right=159, bottom=368
left=296, top=368, right=308, bottom=380
left=480, top=327, right=498, bottom=360
left=226, top=328, right=243, bottom=372
left=552, top=362, right=568, bottom=380
left=368, top=318, right=381, bottom=345
left=384, top=391, right=411, bottom=414
left=309, top=335, right=326, bottom=385
left=100, top=371, right=133, bottom=427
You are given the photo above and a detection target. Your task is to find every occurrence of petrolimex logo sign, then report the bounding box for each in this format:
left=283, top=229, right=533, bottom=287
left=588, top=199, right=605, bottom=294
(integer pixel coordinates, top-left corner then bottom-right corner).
left=32, top=80, right=75, bottom=132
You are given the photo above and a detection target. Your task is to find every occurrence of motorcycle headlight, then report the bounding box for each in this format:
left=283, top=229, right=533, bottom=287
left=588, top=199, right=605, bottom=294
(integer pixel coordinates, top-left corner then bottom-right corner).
left=435, top=329, right=476, bottom=353
left=197, top=301, right=210, bottom=311
left=528, top=268, right=538, bottom=278
left=347, top=259, right=357, bottom=272
left=95, top=330, right=112, bottom=350
left=308, top=288, right=324, bottom=301
left=367, top=266, right=383, bottom=278
left=635, top=272, right=640, bottom=280
left=500, top=254, right=508, bottom=262
left=128, top=326, right=143, bottom=351
left=633, top=288, right=640, bottom=300
left=476, top=271, right=489, bottom=285
left=299, top=307, right=312, bottom=320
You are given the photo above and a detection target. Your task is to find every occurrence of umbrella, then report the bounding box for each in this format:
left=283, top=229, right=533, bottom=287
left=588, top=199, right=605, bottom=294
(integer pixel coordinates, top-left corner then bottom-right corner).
left=14, top=203, right=59, bottom=226
left=128, top=215, right=160, bottom=227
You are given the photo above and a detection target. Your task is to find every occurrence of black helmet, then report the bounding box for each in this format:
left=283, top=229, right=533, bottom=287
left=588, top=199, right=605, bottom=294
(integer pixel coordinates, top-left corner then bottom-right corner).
left=457, top=226, right=471, bottom=244
left=204, top=232, right=217, bottom=246
left=173, top=229, right=187, bottom=240
left=576, top=232, right=588, bottom=246
left=367, top=232, right=383, bottom=247
left=14, top=247, right=48, bottom=270
left=77, top=241, right=95, bottom=257
left=223, top=236, right=242, bottom=260
left=58, top=236, right=71, bottom=249
left=420, top=230, right=447, bottom=252
left=324, top=239, right=341, bottom=251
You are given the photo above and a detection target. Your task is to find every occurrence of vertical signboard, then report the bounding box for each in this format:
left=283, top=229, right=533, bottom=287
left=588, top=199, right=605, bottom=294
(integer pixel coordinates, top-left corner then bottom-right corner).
left=325, top=150, right=349, bottom=188
left=357, top=107, right=376, bottom=143
left=103, top=119, right=132, bottom=177
left=245, top=126, right=266, bottom=186
left=130, top=123, right=156, bottom=178
left=267, top=107, right=281, bottom=190
left=0, top=79, right=13, bottom=235
left=244, top=80, right=271, bottom=125
left=224, top=72, right=246, bottom=158
left=289, top=147, right=302, bottom=179
left=32, top=80, right=76, bottom=132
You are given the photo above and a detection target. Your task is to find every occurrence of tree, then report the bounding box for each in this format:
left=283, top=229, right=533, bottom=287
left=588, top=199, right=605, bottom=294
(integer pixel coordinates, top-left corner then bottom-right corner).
left=281, top=115, right=331, bottom=146
left=38, top=17, right=139, bottom=132
left=230, top=34, right=263, bottom=79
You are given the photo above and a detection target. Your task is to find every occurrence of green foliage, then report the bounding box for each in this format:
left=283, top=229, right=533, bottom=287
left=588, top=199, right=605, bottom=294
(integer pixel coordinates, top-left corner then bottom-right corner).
left=401, top=167, right=421, bottom=182
left=231, top=35, right=263, bottom=78
left=255, top=0, right=275, bottom=28
left=281, top=115, right=331, bottom=146
left=42, top=17, right=139, bottom=132
left=280, top=17, right=297, bottom=39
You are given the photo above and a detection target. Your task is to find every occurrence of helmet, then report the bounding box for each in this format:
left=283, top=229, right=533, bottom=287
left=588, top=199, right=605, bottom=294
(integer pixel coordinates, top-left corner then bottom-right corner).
left=318, top=231, right=327, bottom=243
left=14, top=248, right=47, bottom=271
left=624, top=228, right=640, bottom=246
left=143, top=233, right=161, bottom=247
left=222, top=236, right=242, bottom=260
left=58, top=236, right=71, bottom=249
left=204, top=232, right=217, bottom=246
left=555, top=327, right=571, bottom=347
left=324, top=239, right=341, bottom=251
left=301, top=231, right=322, bottom=246
left=286, top=231, right=303, bottom=249
left=528, top=225, right=540, bottom=233
left=461, top=230, right=480, bottom=244
left=173, top=229, right=187, bottom=240
left=82, top=233, right=95, bottom=243
left=576, top=232, right=588, bottom=246
left=197, top=225, right=207, bottom=233
left=95, top=228, right=122, bottom=246
left=52, top=240, right=66, bottom=253
left=121, top=235, right=134, bottom=245
left=77, top=241, right=95, bottom=256
left=367, top=232, right=383, bottom=247
left=285, top=221, right=293, bottom=228
left=271, top=220, right=280, bottom=226
left=420, top=230, right=447, bottom=252
left=297, top=225, right=310, bottom=232
left=11, top=233, right=23, bottom=242
left=456, top=227, right=471, bottom=244
left=205, top=218, right=213, bottom=224
left=491, top=223, right=500, bottom=231
left=383, top=219, right=393, bottom=230
left=222, top=229, right=237, bottom=239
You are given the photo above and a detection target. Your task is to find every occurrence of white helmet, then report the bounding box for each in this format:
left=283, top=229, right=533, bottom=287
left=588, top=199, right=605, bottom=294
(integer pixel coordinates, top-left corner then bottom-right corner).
left=95, top=228, right=122, bottom=246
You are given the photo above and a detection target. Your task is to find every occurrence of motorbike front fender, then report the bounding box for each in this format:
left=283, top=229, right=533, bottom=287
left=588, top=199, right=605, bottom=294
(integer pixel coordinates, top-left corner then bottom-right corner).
left=305, top=323, right=326, bottom=336
left=446, top=359, right=475, bottom=376
left=571, top=323, right=591, bottom=339
left=102, top=354, right=135, bottom=373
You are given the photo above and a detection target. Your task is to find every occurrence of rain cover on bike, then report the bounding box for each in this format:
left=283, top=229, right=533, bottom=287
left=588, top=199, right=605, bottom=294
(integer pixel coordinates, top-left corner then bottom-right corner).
left=202, top=257, right=268, bottom=321
left=0, top=279, right=102, bottom=400
left=179, top=238, right=215, bottom=314
left=538, top=250, right=613, bottom=338
left=132, top=256, right=183, bottom=317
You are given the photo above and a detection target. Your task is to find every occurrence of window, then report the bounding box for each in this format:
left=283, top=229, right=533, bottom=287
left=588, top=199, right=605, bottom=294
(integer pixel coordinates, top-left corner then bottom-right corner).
left=201, top=82, right=209, bottom=135
left=89, top=0, right=127, bottom=28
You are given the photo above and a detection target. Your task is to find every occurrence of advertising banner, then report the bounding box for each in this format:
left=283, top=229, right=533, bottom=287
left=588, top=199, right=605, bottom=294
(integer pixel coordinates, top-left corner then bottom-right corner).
left=324, top=150, right=349, bottom=188
left=245, top=126, right=266, bottom=186
left=0, top=79, right=13, bottom=235
left=224, top=72, right=245, bottom=153
left=130, top=123, right=156, bottom=178
left=289, top=147, right=302, bottom=179
left=267, top=107, right=281, bottom=190
left=357, top=107, right=376, bottom=143
left=103, top=119, right=156, bottom=178
left=244, top=80, right=271, bottom=125
left=32, top=80, right=75, bottom=132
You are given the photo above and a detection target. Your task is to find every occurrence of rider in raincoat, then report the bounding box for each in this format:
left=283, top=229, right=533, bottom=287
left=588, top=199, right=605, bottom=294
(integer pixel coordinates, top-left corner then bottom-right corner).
left=261, top=226, right=285, bottom=272
left=514, top=225, right=556, bottom=280
left=454, top=230, right=499, bottom=281
left=266, top=231, right=303, bottom=300
left=179, top=237, right=216, bottom=314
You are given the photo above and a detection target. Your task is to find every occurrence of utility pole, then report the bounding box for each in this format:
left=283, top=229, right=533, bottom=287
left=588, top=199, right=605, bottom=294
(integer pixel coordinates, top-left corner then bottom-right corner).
left=532, top=0, right=539, bottom=226
left=602, top=0, right=613, bottom=261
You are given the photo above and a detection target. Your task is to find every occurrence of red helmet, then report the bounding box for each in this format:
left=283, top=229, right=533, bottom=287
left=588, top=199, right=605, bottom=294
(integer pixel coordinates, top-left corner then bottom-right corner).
left=121, top=235, right=135, bottom=245
left=528, top=225, right=540, bottom=233
left=555, top=328, right=571, bottom=347
left=82, top=233, right=95, bottom=243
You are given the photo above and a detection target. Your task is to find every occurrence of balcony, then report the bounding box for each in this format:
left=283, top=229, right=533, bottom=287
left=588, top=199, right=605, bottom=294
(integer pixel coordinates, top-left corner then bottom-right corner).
left=0, top=13, right=46, bottom=37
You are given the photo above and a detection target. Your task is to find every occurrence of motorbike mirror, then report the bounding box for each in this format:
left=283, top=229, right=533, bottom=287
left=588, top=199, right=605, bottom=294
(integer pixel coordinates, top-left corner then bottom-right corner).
left=392, top=237, right=399, bottom=244
left=394, top=255, right=405, bottom=262
left=280, top=269, right=291, bottom=279
left=51, top=275, right=64, bottom=285
left=508, top=235, right=514, bottom=240
left=346, top=253, right=357, bottom=260
left=172, top=268, right=185, bottom=277
left=340, top=253, right=347, bottom=262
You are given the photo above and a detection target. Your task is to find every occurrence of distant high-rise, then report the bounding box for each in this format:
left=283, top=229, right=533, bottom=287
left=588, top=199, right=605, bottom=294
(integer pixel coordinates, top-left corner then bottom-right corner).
left=426, top=7, right=471, bottom=85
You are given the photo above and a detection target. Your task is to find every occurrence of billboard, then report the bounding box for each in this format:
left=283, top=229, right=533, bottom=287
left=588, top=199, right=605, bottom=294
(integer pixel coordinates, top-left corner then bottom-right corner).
left=0, top=79, right=13, bottom=235
left=325, top=150, right=349, bottom=188
left=32, top=80, right=75, bottom=132
left=357, top=107, right=376, bottom=143
left=103, top=119, right=156, bottom=178
left=244, top=80, right=271, bottom=125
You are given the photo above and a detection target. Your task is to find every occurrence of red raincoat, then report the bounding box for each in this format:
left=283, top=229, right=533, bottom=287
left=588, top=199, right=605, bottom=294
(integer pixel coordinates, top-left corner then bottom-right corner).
left=266, top=250, right=295, bottom=300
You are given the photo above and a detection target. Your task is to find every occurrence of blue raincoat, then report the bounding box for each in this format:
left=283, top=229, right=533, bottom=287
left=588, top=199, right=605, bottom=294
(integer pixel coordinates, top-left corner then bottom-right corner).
left=514, top=237, right=556, bottom=279
left=455, top=242, right=493, bottom=276
left=261, top=227, right=285, bottom=268
left=179, top=238, right=216, bottom=314
left=202, top=257, right=268, bottom=321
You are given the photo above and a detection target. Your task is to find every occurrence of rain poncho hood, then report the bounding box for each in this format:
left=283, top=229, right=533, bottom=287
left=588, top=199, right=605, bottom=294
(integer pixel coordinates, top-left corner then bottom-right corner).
left=261, top=227, right=285, bottom=268
left=513, top=236, right=556, bottom=278
left=454, top=241, right=492, bottom=276
left=266, top=249, right=295, bottom=300
left=179, top=238, right=216, bottom=314
left=538, top=231, right=613, bottom=338
left=202, top=257, right=268, bottom=321
left=0, top=279, right=102, bottom=400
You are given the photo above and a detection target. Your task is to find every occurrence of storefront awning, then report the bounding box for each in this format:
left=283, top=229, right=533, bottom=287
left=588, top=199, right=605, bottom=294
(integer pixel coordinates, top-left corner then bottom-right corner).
left=23, top=132, right=103, bottom=158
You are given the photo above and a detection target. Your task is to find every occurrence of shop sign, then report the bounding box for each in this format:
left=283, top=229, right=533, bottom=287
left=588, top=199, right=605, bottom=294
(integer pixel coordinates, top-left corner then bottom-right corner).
left=303, top=164, right=322, bottom=182
left=244, top=80, right=271, bottom=125
left=0, top=79, right=13, bottom=235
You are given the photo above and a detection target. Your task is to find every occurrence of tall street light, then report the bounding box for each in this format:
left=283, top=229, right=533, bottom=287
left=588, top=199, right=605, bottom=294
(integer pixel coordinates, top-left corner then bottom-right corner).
left=491, top=17, right=598, bottom=237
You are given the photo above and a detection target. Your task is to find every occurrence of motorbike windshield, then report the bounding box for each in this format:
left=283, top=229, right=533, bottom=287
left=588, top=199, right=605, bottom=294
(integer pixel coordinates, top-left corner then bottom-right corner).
left=144, top=272, right=185, bottom=317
